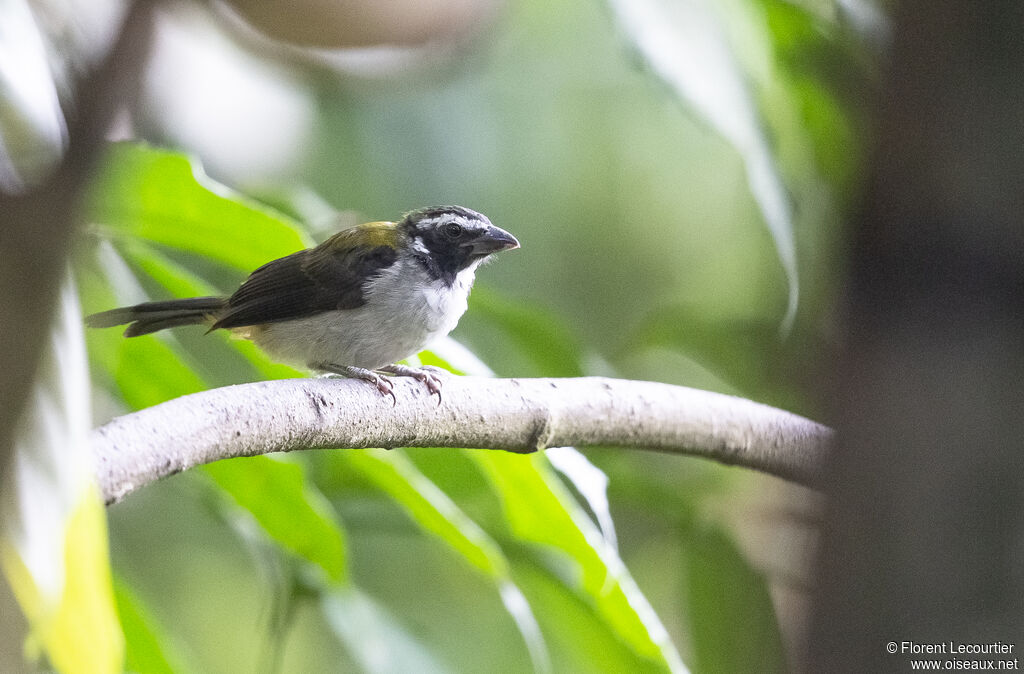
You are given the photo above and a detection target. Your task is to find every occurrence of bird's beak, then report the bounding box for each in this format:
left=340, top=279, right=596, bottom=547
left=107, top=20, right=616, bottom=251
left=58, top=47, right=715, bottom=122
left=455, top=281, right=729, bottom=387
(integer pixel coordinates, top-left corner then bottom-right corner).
left=467, top=225, right=520, bottom=256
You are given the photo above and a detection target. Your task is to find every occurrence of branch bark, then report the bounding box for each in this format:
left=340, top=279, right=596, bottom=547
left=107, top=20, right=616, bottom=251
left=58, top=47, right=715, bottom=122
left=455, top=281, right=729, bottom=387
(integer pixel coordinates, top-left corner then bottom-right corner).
left=91, top=376, right=833, bottom=504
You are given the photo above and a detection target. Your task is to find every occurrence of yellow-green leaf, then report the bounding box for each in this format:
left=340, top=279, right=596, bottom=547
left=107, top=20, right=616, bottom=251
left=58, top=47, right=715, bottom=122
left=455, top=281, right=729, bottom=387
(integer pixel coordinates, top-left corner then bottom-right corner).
left=474, top=451, right=685, bottom=672
left=205, top=456, right=348, bottom=585
left=88, top=143, right=311, bottom=272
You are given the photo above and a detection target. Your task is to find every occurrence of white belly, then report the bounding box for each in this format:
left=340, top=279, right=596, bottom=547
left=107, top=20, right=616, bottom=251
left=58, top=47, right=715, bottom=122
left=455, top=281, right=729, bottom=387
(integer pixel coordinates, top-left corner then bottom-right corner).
left=248, top=258, right=475, bottom=370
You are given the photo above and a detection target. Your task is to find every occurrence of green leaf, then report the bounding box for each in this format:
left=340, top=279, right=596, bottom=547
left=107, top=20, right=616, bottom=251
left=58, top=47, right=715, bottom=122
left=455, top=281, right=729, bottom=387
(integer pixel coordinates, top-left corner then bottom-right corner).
left=620, top=303, right=822, bottom=414
left=605, top=0, right=799, bottom=331
left=342, top=449, right=550, bottom=672
left=113, top=577, right=188, bottom=674
left=91, top=328, right=207, bottom=410
left=422, top=336, right=685, bottom=670
left=114, top=236, right=217, bottom=300
left=344, top=450, right=507, bottom=578
left=546, top=447, right=619, bottom=552
left=322, top=588, right=450, bottom=674
left=685, top=527, right=787, bottom=674
left=759, top=0, right=869, bottom=193
left=87, top=142, right=312, bottom=272
left=205, top=456, right=348, bottom=586
left=473, top=451, right=686, bottom=673
left=511, top=557, right=671, bottom=673
left=114, top=238, right=304, bottom=382
left=78, top=249, right=207, bottom=408
left=465, top=287, right=584, bottom=378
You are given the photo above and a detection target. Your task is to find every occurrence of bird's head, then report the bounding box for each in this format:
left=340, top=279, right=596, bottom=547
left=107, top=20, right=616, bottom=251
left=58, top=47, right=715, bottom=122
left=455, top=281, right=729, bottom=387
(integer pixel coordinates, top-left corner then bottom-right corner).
left=400, top=205, right=519, bottom=281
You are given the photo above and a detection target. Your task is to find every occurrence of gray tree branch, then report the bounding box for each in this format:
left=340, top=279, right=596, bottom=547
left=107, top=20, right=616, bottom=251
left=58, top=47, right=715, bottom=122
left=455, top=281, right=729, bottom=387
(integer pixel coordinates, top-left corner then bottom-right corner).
left=91, top=376, right=833, bottom=504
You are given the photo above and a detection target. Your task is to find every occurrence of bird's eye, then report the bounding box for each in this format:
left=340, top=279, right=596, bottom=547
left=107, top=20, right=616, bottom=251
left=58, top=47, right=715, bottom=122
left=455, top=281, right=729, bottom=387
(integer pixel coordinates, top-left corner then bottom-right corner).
left=442, top=223, right=463, bottom=239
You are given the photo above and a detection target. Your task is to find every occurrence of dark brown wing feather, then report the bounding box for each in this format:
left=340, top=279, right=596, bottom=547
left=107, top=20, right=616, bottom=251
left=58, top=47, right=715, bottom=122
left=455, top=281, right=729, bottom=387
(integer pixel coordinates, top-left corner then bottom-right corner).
left=211, top=230, right=398, bottom=330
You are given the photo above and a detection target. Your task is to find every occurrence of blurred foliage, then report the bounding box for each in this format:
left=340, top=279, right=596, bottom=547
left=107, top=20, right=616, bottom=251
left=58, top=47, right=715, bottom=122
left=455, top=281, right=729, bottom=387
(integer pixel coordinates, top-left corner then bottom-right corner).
left=685, top=527, right=788, bottom=674
left=1, top=0, right=879, bottom=670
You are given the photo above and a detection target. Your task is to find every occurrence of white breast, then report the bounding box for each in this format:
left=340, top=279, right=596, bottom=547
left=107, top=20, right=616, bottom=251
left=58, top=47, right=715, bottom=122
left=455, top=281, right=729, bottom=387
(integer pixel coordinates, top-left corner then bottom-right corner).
left=249, top=256, right=478, bottom=370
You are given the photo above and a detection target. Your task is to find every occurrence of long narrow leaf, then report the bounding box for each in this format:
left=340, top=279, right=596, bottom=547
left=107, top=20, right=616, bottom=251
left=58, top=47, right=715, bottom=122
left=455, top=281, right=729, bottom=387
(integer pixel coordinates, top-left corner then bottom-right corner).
left=685, top=526, right=787, bottom=674
left=474, top=451, right=687, bottom=673
left=114, top=237, right=303, bottom=381
left=425, top=342, right=686, bottom=672
left=607, top=0, right=799, bottom=331
left=205, top=456, right=348, bottom=586
left=113, top=577, right=190, bottom=674
left=342, top=449, right=549, bottom=672
left=322, top=588, right=450, bottom=674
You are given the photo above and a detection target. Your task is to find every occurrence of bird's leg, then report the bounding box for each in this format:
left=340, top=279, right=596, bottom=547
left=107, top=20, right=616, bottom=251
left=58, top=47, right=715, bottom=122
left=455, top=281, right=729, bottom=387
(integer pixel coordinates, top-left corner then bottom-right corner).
left=377, top=364, right=446, bottom=404
left=312, top=362, right=396, bottom=406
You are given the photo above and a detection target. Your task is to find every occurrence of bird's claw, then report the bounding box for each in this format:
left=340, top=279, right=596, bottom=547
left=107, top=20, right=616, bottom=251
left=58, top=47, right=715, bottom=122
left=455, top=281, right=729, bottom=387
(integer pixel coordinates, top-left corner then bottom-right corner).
left=313, top=362, right=447, bottom=406
left=368, top=373, right=397, bottom=406
left=313, top=363, right=397, bottom=406
left=379, top=364, right=446, bottom=405
left=413, top=371, right=444, bottom=406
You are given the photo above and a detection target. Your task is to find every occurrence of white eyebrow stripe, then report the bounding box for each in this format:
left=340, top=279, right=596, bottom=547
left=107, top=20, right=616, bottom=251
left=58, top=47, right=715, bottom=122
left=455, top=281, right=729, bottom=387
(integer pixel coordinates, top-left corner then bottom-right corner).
left=415, top=216, right=444, bottom=228
left=413, top=213, right=488, bottom=233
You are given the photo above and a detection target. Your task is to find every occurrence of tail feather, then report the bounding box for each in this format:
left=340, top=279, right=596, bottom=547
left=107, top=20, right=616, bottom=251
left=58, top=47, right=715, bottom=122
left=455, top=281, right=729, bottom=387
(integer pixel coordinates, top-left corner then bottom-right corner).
left=86, top=297, right=226, bottom=337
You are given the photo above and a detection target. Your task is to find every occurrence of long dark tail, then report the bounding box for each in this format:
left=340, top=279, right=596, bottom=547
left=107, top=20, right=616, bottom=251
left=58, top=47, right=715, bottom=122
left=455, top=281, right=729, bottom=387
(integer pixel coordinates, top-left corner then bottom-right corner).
left=85, top=297, right=227, bottom=337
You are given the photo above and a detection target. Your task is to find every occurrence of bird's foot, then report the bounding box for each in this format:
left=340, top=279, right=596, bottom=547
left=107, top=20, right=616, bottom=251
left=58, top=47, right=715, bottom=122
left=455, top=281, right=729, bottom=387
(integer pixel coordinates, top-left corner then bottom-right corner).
left=378, top=364, right=447, bottom=405
left=313, top=363, right=396, bottom=406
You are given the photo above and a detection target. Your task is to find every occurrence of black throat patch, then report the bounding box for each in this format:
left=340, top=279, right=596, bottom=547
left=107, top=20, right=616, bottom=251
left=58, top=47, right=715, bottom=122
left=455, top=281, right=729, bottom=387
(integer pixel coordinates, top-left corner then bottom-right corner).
left=409, top=232, right=473, bottom=287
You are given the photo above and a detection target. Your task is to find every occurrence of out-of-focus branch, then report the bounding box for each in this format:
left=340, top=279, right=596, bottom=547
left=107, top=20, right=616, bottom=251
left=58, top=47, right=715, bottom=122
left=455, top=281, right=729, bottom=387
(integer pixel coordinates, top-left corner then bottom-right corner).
left=807, top=1, right=1024, bottom=669
left=91, top=376, right=833, bottom=504
left=0, top=0, right=157, bottom=480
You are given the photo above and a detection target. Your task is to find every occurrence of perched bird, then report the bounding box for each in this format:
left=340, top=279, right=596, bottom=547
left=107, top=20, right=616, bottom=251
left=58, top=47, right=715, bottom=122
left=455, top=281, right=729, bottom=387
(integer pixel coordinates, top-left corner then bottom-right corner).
left=87, top=205, right=519, bottom=402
